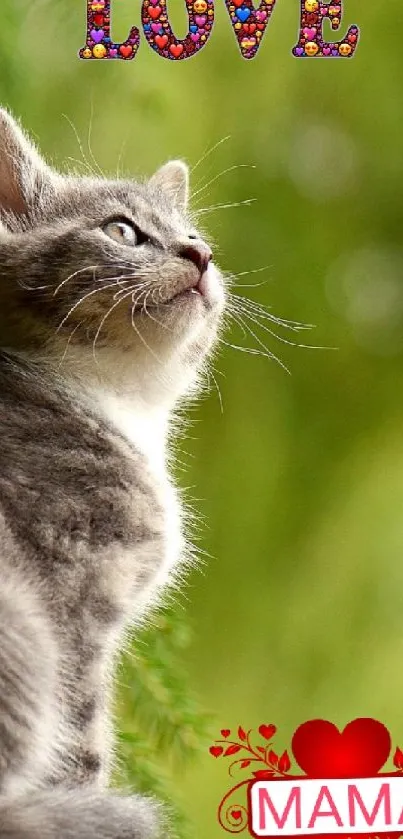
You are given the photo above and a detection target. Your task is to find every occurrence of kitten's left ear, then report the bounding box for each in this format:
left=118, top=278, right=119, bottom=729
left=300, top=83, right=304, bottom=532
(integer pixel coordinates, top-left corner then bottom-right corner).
left=0, top=109, right=53, bottom=217
left=149, top=160, right=189, bottom=212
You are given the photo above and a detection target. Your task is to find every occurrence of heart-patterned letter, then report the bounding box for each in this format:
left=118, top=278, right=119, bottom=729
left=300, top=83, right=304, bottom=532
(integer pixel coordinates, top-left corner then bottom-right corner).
left=292, top=0, right=359, bottom=58
left=223, top=1, right=278, bottom=60
left=141, top=0, right=215, bottom=61
left=79, top=0, right=140, bottom=60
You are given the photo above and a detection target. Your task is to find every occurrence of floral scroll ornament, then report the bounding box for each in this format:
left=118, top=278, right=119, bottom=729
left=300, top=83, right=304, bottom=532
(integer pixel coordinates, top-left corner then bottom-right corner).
left=210, top=724, right=293, bottom=833
left=209, top=719, right=403, bottom=835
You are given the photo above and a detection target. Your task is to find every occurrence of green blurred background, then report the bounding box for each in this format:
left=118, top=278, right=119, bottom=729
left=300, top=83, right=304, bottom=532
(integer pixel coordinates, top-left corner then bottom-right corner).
left=4, top=0, right=403, bottom=835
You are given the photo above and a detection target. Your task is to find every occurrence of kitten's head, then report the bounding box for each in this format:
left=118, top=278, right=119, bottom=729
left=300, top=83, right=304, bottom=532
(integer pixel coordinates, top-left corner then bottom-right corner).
left=0, top=110, right=225, bottom=407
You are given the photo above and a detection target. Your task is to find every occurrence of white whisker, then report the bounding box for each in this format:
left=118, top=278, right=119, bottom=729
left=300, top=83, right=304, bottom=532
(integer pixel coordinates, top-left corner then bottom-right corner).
left=87, top=99, right=106, bottom=180
left=192, top=165, right=256, bottom=203
left=53, top=265, right=99, bottom=298
left=190, top=136, right=231, bottom=175
left=230, top=293, right=315, bottom=331
left=56, top=280, right=130, bottom=333
left=219, top=337, right=290, bottom=370
left=57, top=320, right=84, bottom=369
left=142, top=289, right=172, bottom=332
left=234, top=306, right=329, bottom=351
left=228, top=310, right=291, bottom=374
left=194, top=198, right=257, bottom=216
left=62, top=114, right=99, bottom=179
left=130, top=286, right=164, bottom=365
left=225, top=265, right=272, bottom=288
left=92, top=285, right=142, bottom=364
left=208, top=368, right=224, bottom=414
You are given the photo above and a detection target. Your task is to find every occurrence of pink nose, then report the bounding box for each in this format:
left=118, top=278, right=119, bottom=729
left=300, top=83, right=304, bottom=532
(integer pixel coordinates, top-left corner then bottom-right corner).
left=179, top=240, right=212, bottom=275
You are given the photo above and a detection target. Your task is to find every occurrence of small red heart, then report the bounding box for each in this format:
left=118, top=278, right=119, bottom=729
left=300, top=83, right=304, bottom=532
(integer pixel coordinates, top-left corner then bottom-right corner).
left=231, top=810, right=242, bottom=821
left=155, top=34, right=168, bottom=48
left=93, top=14, right=104, bottom=26
left=292, top=718, right=391, bottom=779
left=210, top=746, right=223, bottom=758
left=221, top=729, right=230, bottom=738
left=148, top=5, right=162, bottom=19
left=233, top=0, right=244, bottom=6
left=259, top=724, right=276, bottom=740
left=119, top=44, right=133, bottom=58
left=348, top=33, right=357, bottom=42
left=243, top=23, right=256, bottom=33
left=170, top=43, right=184, bottom=57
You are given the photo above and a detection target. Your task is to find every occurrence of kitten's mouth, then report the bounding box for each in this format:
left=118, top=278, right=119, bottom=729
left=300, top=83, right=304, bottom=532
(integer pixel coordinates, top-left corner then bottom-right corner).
left=174, top=272, right=210, bottom=303
left=166, top=266, right=224, bottom=308
left=131, top=267, right=223, bottom=315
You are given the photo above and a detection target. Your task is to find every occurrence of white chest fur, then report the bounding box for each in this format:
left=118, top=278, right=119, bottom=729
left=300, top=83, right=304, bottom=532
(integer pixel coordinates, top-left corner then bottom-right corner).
left=92, top=389, right=184, bottom=612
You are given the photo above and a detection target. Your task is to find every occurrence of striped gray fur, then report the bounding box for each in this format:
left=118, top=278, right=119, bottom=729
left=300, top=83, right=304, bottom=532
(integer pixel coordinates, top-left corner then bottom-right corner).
left=0, top=110, right=226, bottom=838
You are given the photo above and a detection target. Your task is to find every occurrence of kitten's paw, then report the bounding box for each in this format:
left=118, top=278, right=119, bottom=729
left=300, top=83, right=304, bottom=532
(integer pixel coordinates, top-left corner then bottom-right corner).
left=0, top=789, right=169, bottom=839
left=105, top=793, right=167, bottom=839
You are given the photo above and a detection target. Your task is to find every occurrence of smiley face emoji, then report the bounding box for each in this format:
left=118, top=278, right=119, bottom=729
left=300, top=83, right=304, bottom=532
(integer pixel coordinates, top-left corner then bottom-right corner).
left=339, top=42, right=352, bottom=56
left=82, top=47, right=92, bottom=59
left=92, top=43, right=107, bottom=58
left=305, top=40, right=319, bottom=56
left=304, top=0, right=319, bottom=11
left=194, top=0, right=207, bottom=12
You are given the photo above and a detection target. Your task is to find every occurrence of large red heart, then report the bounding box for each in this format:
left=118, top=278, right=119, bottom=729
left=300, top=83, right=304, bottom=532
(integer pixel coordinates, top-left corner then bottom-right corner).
left=292, top=718, right=391, bottom=778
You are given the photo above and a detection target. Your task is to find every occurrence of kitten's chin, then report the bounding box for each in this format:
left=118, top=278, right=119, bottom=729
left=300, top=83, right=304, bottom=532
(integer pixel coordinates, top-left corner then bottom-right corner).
left=121, top=264, right=225, bottom=404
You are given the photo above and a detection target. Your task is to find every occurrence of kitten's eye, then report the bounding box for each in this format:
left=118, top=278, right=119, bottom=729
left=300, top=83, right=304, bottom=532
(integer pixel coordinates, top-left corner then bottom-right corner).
left=102, top=220, right=139, bottom=246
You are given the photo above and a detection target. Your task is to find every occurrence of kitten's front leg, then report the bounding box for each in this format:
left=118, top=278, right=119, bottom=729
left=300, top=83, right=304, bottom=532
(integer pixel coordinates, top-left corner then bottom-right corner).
left=62, top=696, right=113, bottom=788
left=0, top=572, right=59, bottom=798
left=50, top=657, right=115, bottom=789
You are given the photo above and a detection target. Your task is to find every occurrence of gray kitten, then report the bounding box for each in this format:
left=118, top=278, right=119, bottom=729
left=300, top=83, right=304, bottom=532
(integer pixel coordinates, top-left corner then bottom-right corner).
left=0, top=110, right=225, bottom=838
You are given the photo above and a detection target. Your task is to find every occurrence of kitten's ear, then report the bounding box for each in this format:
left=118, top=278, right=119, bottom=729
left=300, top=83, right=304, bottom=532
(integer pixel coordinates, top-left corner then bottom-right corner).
left=149, top=160, right=189, bottom=212
left=0, top=109, right=53, bottom=216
